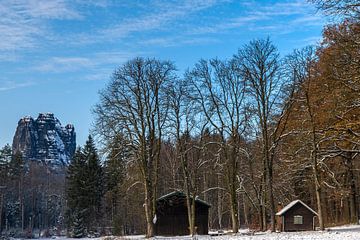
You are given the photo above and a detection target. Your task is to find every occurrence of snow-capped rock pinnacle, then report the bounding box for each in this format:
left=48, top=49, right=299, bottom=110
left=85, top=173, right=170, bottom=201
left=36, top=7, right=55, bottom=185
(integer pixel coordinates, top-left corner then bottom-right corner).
left=12, top=113, right=76, bottom=170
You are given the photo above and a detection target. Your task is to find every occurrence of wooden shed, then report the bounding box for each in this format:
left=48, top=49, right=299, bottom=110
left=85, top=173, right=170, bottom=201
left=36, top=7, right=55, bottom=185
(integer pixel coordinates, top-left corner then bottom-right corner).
left=276, top=200, right=318, bottom=232
left=155, top=191, right=211, bottom=236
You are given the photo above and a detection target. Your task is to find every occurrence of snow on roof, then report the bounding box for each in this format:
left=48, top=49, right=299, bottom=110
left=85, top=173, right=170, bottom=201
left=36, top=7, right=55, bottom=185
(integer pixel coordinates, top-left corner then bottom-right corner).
left=276, top=199, right=318, bottom=216
left=157, top=190, right=211, bottom=207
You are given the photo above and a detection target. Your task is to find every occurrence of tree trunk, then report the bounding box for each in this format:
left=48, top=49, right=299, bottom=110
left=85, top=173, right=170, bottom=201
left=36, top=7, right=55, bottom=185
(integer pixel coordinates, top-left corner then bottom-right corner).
left=261, top=163, right=267, bottom=231
left=0, top=193, right=3, bottom=232
left=263, top=116, right=275, bottom=232
left=349, top=184, right=358, bottom=224
left=345, top=154, right=358, bottom=224
left=230, top=189, right=239, bottom=233
left=185, top=184, right=195, bottom=235
left=229, top=145, right=239, bottom=233
left=305, top=82, right=324, bottom=231
left=243, top=194, right=249, bottom=226
left=21, top=198, right=25, bottom=231
left=267, top=162, right=276, bottom=232
left=144, top=179, right=154, bottom=238
left=191, top=197, right=196, bottom=235
left=217, top=176, right=223, bottom=229
left=311, top=132, right=324, bottom=230
left=312, top=141, right=324, bottom=230
left=315, top=180, right=324, bottom=230
left=262, top=202, right=267, bottom=231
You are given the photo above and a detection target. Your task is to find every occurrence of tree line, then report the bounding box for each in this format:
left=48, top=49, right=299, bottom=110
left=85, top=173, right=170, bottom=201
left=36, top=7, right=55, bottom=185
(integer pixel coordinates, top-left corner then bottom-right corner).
left=0, top=145, right=66, bottom=237
left=92, top=1, right=359, bottom=237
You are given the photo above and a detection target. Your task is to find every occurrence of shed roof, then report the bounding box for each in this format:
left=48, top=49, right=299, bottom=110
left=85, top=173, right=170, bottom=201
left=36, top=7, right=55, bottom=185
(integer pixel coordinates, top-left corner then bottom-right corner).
left=276, top=199, right=318, bottom=216
left=157, top=191, right=211, bottom=207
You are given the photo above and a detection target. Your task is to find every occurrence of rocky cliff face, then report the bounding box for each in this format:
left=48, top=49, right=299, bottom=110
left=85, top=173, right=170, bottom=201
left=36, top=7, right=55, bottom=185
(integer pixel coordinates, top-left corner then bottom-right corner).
left=12, top=113, right=76, bottom=169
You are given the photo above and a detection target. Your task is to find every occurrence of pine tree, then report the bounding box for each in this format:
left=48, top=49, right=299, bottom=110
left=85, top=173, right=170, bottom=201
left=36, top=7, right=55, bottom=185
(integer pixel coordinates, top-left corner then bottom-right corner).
left=65, top=136, right=104, bottom=235
left=0, top=144, right=11, bottom=185
left=103, top=134, right=128, bottom=234
left=66, top=147, right=87, bottom=235
left=8, top=151, right=24, bottom=180
left=72, top=208, right=85, bottom=238
left=7, top=151, right=25, bottom=230
left=0, top=144, right=11, bottom=232
left=83, top=135, right=104, bottom=230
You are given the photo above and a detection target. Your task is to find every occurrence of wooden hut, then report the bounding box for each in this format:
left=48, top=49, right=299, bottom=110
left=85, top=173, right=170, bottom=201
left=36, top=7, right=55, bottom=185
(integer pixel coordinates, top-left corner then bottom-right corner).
left=155, top=191, right=211, bottom=236
left=276, top=200, right=318, bottom=232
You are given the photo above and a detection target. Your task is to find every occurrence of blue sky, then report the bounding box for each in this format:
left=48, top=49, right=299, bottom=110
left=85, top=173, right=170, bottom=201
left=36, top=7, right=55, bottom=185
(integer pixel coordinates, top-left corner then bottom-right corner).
left=0, top=0, right=325, bottom=147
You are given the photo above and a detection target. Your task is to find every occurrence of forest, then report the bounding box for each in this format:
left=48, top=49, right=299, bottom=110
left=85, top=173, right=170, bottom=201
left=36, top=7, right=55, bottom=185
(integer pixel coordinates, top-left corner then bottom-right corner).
left=0, top=0, right=359, bottom=238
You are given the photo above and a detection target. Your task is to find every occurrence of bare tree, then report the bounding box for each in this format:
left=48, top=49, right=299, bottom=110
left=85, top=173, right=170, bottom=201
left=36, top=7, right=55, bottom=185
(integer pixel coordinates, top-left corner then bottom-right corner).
left=168, top=79, right=197, bottom=235
left=93, top=57, right=176, bottom=237
left=236, top=38, right=283, bottom=232
left=168, top=78, right=214, bottom=235
left=187, top=58, right=248, bottom=233
left=310, top=0, right=360, bottom=20
left=284, top=46, right=326, bottom=230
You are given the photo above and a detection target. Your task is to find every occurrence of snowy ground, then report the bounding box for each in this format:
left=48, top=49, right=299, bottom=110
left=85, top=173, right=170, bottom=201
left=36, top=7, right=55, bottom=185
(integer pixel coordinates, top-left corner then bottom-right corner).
left=25, top=225, right=360, bottom=240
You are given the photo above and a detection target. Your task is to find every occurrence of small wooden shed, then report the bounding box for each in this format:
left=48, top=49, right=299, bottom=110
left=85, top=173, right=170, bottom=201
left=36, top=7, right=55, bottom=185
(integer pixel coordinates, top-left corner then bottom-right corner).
left=155, top=191, right=211, bottom=236
left=276, top=200, right=318, bottom=232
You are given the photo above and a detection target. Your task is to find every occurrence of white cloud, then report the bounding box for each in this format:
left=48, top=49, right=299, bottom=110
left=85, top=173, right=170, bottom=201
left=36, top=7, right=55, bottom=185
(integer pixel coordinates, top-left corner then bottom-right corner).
left=291, top=15, right=324, bottom=26
left=188, top=0, right=324, bottom=36
left=141, top=36, right=219, bottom=47
left=76, top=0, right=225, bottom=43
left=189, top=15, right=265, bottom=35
left=250, top=0, right=313, bottom=17
left=0, top=0, right=82, bottom=52
left=14, top=0, right=82, bottom=19
left=0, top=81, right=34, bottom=91
left=32, top=51, right=146, bottom=74
left=84, top=71, right=112, bottom=82
left=33, top=57, right=94, bottom=72
left=296, top=36, right=322, bottom=47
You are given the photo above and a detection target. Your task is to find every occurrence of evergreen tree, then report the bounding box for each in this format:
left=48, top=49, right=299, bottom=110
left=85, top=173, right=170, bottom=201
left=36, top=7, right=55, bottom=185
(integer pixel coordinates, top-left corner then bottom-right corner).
left=83, top=135, right=104, bottom=230
left=7, top=151, right=25, bottom=230
left=0, top=144, right=11, bottom=185
left=72, top=208, right=85, bottom=238
left=103, top=134, right=128, bottom=234
left=0, top=144, right=11, bottom=232
left=65, top=136, right=104, bottom=235
left=8, top=151, right=24, bottom=180
left=66, top=147, right=87, bottom=235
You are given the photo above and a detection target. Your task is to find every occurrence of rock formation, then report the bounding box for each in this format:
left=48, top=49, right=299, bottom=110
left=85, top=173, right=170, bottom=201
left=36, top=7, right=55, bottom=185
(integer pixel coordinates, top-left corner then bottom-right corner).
left=12, top=113, right=76, bottom=169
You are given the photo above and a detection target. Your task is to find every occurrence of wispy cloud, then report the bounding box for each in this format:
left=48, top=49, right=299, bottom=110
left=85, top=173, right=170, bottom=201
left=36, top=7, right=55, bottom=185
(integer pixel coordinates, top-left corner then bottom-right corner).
left=189, top=15, right=265, bottom=35
left=33, top=57, right=94, bottom=72
left=14, top=0, right=82, bottom=19
left=141, top=35, right=219, bottom=47
left=295, top=36, right=322, bottom=47
left=249, top=0, right=313, bottom=17
left=0, top=0, right=82, bottom=53
left=291, top=15, right=324, bottom=26
left=0, top=81, right=34, bottom=91
left=70, top=0, right=225, bottom=45
left=187, top=0, right=323, bottom=36
left=32, top=51, right=145, bottom=74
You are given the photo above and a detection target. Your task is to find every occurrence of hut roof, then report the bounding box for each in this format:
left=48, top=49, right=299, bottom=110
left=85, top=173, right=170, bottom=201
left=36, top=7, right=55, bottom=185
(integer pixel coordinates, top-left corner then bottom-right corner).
left=276, top=199, right=318, bottom=216
left=157, top=191, right=211, bottom=207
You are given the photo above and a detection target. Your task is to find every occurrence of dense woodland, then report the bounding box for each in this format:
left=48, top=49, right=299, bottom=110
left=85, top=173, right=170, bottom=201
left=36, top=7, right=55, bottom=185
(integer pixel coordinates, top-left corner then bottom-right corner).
left=0, top=0, right=359, bottom=238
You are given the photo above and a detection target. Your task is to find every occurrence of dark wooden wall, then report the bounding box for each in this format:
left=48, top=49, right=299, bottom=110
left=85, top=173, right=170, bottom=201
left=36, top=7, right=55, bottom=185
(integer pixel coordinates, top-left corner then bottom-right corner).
left=155, top=198, right=209, bottom=236
left=283, top=202, right=316, bottom=231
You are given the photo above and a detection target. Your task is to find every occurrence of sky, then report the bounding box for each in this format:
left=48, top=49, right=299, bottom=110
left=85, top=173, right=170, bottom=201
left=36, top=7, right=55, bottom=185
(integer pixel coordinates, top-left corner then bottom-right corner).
left=0, top=0, right=326, bottom=148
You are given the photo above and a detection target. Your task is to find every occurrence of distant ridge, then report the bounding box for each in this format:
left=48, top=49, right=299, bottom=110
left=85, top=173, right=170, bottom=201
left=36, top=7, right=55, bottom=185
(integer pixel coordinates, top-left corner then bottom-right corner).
left=12, top=113, right=76, bottom=170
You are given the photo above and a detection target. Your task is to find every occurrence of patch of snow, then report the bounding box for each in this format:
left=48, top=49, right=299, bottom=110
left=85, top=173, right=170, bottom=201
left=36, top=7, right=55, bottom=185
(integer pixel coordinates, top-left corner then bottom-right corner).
left=22, top=225, right=360, bottom=240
